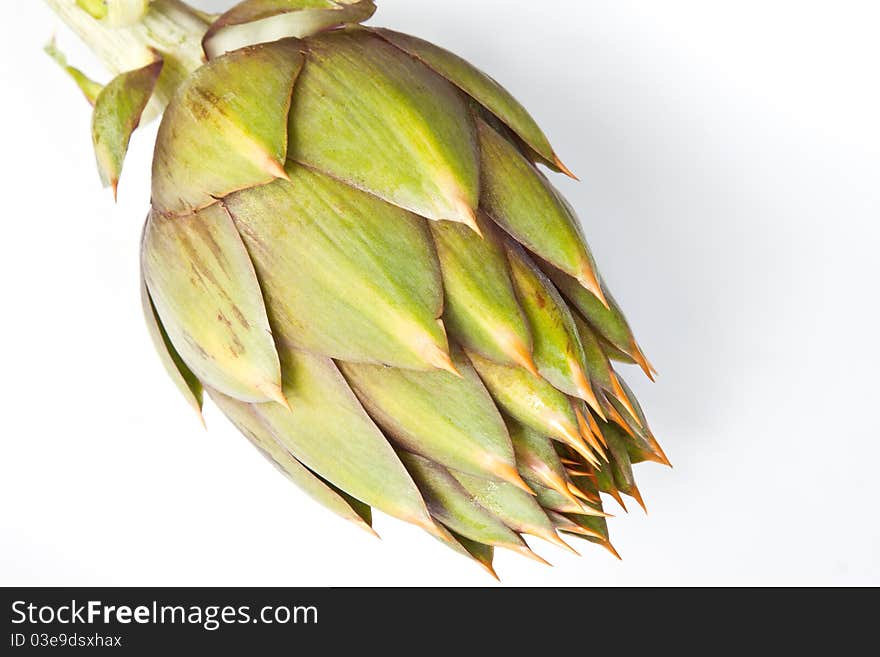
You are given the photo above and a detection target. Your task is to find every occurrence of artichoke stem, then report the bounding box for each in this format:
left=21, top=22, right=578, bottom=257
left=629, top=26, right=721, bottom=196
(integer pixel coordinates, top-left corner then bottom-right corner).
left=43, top=0, right=209, bottom=115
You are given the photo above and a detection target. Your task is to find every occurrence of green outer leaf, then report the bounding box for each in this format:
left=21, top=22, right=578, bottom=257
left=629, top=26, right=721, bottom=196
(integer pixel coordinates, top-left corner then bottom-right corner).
left=429, top=214, right=532, bottom=367
left=92, top=57, right=162, bottom=194
left=373, top=27, right=557, bottom=166
left=505, top=243, right=591, bottom=400
left=540, top=261, right=646, bottom=366
left=44, top=38, right=103, bottom=105
left=604, top=426, right=636, bottom=494
left=141, top=205, right=284, bottom=403
left=398, top=452, right=523, bottom=550
left=139, top=275, right=203, bottom=417
left=443, top=530, right=495, bottom=577
left=251, top=344, right=435, bottom=533
left=339, top=349, right=519, bottom=483
left=573, top=314, right=616, bottom=393
left=533, top=483, right=583, bottom=514
left=203, top=1, right=377, bottom=58
left=225, top=164, right=448, bottom=371
left=209, top=389, right=374, bottom=531
left=507, top=418, right=568, bottom=490
left=561, top=512, right=610, bottom=542
left=289, top=30, right=480, bottom=227
left=152, top=39, right=304, bottom=215
left=477, top=117, right=600, bottom=291
left=452, top=470, right=558, bottom=542
left=466, top=350, right=581, bottom=448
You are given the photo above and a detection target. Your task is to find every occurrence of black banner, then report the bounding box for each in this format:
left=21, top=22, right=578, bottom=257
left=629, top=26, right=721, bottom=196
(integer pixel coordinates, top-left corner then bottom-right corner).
left=0, top=587, right=870, bottom=652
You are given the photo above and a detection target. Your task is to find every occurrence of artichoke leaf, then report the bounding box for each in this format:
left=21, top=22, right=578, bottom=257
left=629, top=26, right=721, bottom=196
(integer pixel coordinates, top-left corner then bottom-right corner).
left=251, top=345, right=437, bottom=534
left=92, top=55, right=163, bottom=197
left=204, top=0, right=377, bottom=58
left=140, top=275, right=203, bottom=418
left=429, top=213, right=534, bottom=370
left=141, top=204, right=285, bottom=404
left=224, top=163, right=450, bottom=372
left=210, top=389, right=375, bottom=533
left=152, top=38, right=304, bottom=215
left=289, top=30, right=480, bottom=230
left=339, top=348, right=524, bottom=487
left=373, top=27, right=570, bottom=174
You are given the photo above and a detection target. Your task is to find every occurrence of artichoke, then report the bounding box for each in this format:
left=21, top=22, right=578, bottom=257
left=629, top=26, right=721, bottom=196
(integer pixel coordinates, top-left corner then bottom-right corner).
left=46, top=0, right=668, bottom=575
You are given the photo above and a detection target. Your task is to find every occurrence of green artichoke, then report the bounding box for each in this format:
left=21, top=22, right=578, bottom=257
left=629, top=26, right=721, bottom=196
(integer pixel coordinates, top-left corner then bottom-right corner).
left=47, top=0, right=668, bottom=575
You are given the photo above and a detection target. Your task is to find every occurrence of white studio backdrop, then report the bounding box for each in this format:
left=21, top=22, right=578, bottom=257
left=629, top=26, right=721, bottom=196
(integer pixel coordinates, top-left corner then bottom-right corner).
left=1, top=0, right=877, bottom=586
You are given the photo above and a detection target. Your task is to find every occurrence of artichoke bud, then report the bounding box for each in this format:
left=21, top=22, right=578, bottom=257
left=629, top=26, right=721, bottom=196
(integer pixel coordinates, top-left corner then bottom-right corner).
left=46, top=0, right=670, bottom=573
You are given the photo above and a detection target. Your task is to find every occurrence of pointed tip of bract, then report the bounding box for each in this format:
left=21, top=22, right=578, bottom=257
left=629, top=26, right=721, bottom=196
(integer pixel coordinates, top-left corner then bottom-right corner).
left=259, top=383, right=291, bottom=410
left=600, top=540, right=623, bottom=560
left=110, top=179, right=119, bottom=202
left=632, top=342, right=657, bottom=381
left=607, top=488, right=628, bottom=512
left=544, top=531, right=580, bottom=556
left=509, top=544, right=553, bottom=567
left=574, top=406, right=609, bottom=463
left=629, top=484, right=648, bottom=514
left=482, top=562, right=501, bottom=581
left=577, top=266, right=610, bottom=310
left=553, top=153, right=579, bottom=181
left=425, top=344, right=461, bottom=377
left=264, top=156, right=291, bottom=181
left=571, top=361, right=606, bottom=419
left=492, top=461, right=536, bottom=495
left=650, top=440, right=673, bottom=468
left=609, top=372, right=642, bottom=428
left=452, top=197, right=482, bottom=236
left=503, top=335, right=540, bottom=377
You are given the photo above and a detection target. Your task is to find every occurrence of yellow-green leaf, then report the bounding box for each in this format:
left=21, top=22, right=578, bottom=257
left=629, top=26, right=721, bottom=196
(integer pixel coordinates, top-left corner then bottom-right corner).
left=251, top=345, right=436, bottom=533
left=210, top=389, right=374, bottom=532
left=339, top=349, right=523, bottom=486
left=139, top=275, right=203, bottom=417
left=92, top=57, right=162, bottom=196
left=429, top=214, right=534, bottom=370
left=152, top=39, right=304, bottom=215
left=289, top=29, right=480, bottom=229
left=399, top=451, right=524, bottom=551
left=141, top=205, right=284, bottom=404
left=477, top=117, right=605, bottom=303
left=225, top=164, right=451, bottom=372
left=466, top=350, right=583, bottom=452
left=373, top=27, right=561, bottom=169
left=204, top=1, right=377, bottom=58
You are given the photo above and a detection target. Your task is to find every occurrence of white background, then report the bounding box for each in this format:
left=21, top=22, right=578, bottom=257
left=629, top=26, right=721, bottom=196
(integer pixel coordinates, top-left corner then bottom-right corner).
left=1, top=0, right=878, bottom=586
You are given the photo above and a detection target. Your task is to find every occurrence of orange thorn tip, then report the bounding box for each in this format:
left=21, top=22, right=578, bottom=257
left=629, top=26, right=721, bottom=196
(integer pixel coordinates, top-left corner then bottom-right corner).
left=647, top=437, right=673, bottom=468
left=629, top=485, right=648, bottom=514
left=260, top=383, right=291, bottom=410
left=553, top=153, right=579, bottom=181
left=607, top=489, right=628, bottom=512
left=632, top=342, right=657, bottom=381
left=543, top=530, right=581, bottom=556
left=493, top=462, right=536, bottom=495
left=577, top=265, right=610, bottom=310
left=504, top=337, right=540, bottom=377
left=480, top=562, right=500, bottom=581
left=110, top=179, right=119, bottom=202
left=454, top=199, right=482, bottom=237
left=425, top=344, right=461, bottom=377
left=572, top=363, right=605, bottom=418
left=509, top=544, right=552, bottom=567
left=264, top=157, right=290, bottom=181
left=609, top=372, right=642, bottom=427
left=600, top=540, right=622, bottom=560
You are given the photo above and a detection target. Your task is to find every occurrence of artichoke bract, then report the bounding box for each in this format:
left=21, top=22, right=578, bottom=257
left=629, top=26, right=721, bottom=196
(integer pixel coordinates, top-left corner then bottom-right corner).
left=47, top=0, right=668, bottom=575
